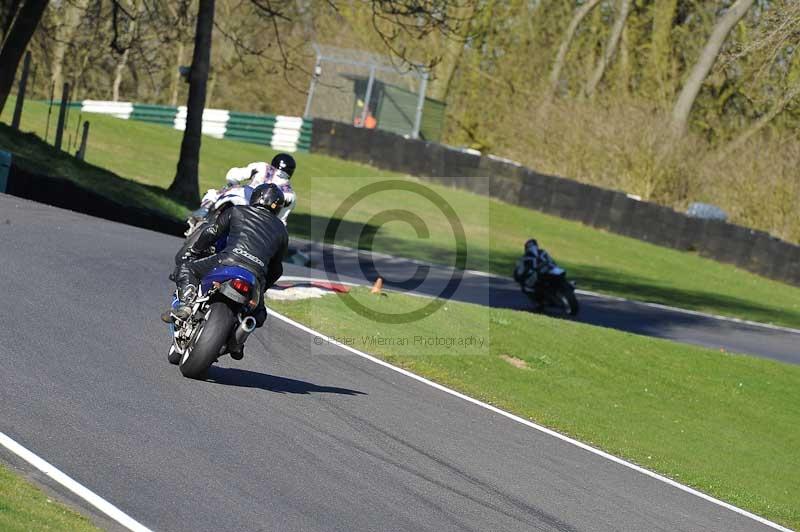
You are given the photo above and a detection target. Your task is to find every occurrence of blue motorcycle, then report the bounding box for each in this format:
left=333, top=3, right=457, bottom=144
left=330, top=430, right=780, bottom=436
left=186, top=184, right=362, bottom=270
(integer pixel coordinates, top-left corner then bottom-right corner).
left=167, top=264, right=259, bottom=378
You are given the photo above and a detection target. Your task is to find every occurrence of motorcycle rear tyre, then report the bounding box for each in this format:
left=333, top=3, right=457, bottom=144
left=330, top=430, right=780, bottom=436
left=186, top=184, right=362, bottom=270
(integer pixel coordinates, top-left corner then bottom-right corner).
left=180, top=302, right=234, bottom=379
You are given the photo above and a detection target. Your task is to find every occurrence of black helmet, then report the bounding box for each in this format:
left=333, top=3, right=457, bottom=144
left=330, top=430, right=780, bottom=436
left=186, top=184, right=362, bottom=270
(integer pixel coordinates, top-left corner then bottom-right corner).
left=270, top=153, right=296, bottom=180
left=524, top=238, right=538, bottom=255
left=250, top=183, right=285, bottom=213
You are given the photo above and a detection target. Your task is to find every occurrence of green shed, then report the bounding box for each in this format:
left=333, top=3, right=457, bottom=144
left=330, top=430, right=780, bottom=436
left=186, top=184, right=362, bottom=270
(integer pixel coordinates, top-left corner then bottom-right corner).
left=348, top=76, right=446, bottom=142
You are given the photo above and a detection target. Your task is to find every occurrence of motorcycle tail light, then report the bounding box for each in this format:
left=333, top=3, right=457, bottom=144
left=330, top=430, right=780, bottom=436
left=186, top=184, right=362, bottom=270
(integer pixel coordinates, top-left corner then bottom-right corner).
left=230, top=279, right=251, bottom=296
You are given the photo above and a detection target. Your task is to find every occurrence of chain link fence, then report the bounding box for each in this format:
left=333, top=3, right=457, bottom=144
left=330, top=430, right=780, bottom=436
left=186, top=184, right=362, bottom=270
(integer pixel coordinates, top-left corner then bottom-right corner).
left=303, top=44, right=444, bottom=141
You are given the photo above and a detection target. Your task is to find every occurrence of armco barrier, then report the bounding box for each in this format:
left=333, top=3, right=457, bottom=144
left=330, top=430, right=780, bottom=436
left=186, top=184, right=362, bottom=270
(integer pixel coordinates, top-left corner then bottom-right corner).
left=310, top=118, right=800, bottom=286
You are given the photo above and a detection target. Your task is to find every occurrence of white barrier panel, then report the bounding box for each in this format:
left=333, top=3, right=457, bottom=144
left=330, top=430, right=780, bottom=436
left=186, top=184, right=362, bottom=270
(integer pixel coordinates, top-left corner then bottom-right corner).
left=80, top=100, right=134, bottom=120
left=272, top=128, right=301, bottom=142
left=174, top=107, right=230, bottom=137
left=201, top=124, right=227, bottom=138
left=270, top=141, right=298, bottom=153
left=203, top=109, right=230, bottom=122
left=275, top=115, right=304, bottom=128
left=272, top=115, right=304, bottom=152
left=173, top=106, right=187, bottom=130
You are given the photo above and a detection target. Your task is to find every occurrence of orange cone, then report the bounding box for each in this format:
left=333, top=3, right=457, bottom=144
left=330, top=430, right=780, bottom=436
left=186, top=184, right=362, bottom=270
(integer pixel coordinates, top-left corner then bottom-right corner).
left=371, top=277, right=383, bottom=294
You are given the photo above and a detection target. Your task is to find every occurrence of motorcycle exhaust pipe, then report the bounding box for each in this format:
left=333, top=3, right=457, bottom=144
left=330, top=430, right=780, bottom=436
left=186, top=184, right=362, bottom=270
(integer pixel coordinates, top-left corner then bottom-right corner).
left=233, top=316, right=257, bottom=347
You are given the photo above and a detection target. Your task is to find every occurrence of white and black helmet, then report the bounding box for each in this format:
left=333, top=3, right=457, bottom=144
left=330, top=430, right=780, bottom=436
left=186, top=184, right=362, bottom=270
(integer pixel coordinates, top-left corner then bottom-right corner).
left=270, top=153, right=296, bottom=180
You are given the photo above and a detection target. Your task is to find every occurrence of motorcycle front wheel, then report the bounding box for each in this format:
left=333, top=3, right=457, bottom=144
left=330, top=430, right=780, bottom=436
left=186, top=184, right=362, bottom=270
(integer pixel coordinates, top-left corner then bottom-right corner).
left=555, top=285, right=580, bottom=317
left=179, top=302, right=234, bottom=379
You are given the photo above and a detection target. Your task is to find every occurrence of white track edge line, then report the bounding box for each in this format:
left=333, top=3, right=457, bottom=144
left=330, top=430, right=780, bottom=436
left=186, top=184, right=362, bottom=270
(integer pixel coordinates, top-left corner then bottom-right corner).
left=268, top=310, right=793, bottom=532
left=0, top=432, right=153, bottom=532
left=576, top=289, right=800, bottom=334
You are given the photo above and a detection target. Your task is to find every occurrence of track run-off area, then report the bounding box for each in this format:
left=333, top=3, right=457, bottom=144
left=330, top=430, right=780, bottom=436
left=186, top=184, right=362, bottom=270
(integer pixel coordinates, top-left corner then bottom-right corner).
left=0, top=194, right=791, bottom=531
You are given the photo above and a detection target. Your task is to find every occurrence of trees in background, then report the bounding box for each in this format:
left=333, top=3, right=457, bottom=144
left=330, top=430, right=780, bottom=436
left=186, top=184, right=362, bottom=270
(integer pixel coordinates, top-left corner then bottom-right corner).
left=584, top=0, right=630, bottom=98
left=49, top=0, right=87, bottom=98
left=670, top=0, right=755, bottom=136
left=436, top=0, right=799, bottom=240
left=2, top=1, right=799, bottom=238
left=545, top=0, right=601, bottom=103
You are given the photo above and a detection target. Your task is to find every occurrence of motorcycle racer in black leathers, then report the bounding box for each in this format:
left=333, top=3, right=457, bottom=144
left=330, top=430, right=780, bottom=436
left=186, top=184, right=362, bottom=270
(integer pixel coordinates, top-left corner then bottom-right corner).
left=513, top=238, right=558, bottom=310
left=162, top=184, right=289, bottom=352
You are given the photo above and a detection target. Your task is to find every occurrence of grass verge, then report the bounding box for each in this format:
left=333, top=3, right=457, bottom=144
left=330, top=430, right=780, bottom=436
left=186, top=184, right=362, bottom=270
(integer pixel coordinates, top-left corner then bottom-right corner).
left=0, top=462, right=100, bottom=531
left=269, top=288, right=800, bottom=529
left=3, top=99, right=800, bottom=327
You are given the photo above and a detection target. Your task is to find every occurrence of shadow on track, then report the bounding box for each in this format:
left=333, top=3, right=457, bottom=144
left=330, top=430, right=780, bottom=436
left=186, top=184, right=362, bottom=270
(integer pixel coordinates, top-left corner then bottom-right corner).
left=206, top=367, right=367, bottom=396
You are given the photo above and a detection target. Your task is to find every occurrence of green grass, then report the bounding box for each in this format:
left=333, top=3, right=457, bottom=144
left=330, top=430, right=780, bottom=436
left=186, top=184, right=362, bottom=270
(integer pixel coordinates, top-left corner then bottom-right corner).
left=0, top=463, right=100, bottom=531
left=3, top=98, right=800, bottom=328
left=2, top=100, right=799, bottom=527
left=270, top=288, right=800, bottom=530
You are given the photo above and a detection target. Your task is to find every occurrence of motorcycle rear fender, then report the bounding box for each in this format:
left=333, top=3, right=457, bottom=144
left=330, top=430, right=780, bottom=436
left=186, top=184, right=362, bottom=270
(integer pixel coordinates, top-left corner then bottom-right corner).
left=201, top=265, right=257, bottom=291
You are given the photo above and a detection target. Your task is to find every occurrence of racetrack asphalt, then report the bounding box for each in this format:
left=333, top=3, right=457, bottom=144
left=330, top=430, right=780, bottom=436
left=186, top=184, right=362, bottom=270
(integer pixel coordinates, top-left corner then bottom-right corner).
left=0, top=194, right=787, bottom=531
left=291, top=239, right=800, bottom=365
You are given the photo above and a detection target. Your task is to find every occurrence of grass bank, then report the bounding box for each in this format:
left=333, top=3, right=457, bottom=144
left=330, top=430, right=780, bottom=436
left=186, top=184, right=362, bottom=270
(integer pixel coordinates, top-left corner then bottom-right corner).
left=269, top=288, right=800, bottom=529
left=3, top=99, right=800, bottom=328
left=0, top=462, right=100, bottom=531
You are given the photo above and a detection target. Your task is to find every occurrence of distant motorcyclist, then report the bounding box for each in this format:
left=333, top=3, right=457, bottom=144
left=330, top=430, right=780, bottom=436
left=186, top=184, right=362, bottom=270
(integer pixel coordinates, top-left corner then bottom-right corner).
left=513, top=239, right=558, bottom=310
left=203, top=152, right=297, bottom=226
left=162, top=184, right=289, bottom=358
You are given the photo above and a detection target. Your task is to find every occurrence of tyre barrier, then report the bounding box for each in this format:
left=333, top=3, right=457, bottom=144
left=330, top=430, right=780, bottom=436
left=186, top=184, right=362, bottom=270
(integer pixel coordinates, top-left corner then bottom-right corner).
left=56, top=100, right=311, bottom=152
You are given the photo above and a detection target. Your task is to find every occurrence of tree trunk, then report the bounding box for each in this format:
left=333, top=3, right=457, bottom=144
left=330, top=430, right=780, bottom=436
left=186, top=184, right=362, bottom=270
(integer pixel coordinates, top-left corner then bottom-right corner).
left=168, top=0, right=214, bottom=205
left=544, top=0, right=602, bottom=103
left=427, top=4, right=473, bottom=102
left=49, top=0, right=86, bottom=99
left=618, top=24, right=630, bottom=94
left=111, top=15, right=136, bottom=102
left=294, top=0, right=314, bottom=41
left=585, top=0, right=631, bottom=97
left=670, top=0, right=755, bottom=137
left=1, top=0, right=23, bottom=41
left=170, top=41, right=184, bottom=107
left=0, top=0, right=48, bottom=115
left=647, top=0, right=678, bottom=105
left=428, top=34, right=467, bottom=102
left=206, top=70, right=216, bottom=108
left=112, top=48, right=130, bottom=102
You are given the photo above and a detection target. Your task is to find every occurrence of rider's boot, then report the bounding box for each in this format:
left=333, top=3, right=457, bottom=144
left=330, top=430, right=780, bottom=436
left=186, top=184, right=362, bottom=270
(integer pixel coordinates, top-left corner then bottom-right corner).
left=229, top=345, right=244, bottom=360
left=161, top=285, right=197, bottom=323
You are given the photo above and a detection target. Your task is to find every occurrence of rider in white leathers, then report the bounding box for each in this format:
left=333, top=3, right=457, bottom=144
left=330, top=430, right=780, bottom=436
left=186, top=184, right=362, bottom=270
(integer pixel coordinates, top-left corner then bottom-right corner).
left=220, top=153, right=297, bottom=225
left=195, top=153, right=296, bottom=230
